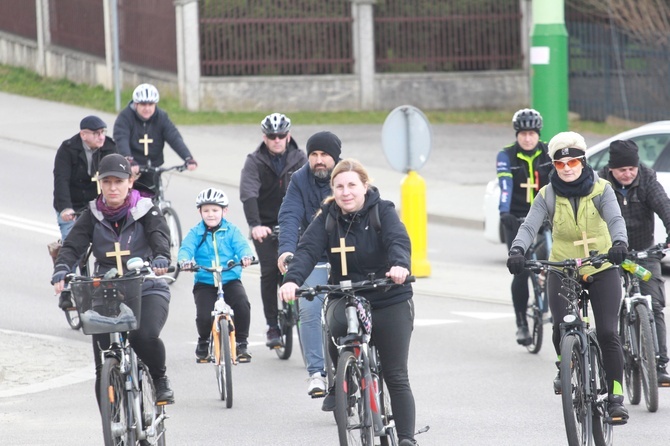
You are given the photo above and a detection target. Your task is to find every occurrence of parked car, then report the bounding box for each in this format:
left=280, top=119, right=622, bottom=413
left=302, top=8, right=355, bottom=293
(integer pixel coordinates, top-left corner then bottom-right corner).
left=484, top=121, right=670, bottom=245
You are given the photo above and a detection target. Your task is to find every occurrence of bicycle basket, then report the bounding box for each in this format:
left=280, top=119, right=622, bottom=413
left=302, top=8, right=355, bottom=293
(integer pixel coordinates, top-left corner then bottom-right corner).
left=70, top=275, right=143, bottom=335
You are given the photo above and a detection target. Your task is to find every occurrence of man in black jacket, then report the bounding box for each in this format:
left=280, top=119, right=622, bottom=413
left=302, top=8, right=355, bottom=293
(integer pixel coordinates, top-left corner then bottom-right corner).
left=53, top=115, right=117, bottom=240
left=599, top=139, right=670, bottom=385
left=240, top=113, right=307, bottom=347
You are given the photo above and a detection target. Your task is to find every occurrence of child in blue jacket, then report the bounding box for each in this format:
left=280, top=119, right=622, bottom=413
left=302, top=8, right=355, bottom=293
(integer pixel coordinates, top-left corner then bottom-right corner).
left=178, top=188, right=255, bottom=362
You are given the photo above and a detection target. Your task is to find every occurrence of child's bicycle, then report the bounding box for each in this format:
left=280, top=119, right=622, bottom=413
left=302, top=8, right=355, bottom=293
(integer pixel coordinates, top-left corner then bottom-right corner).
left=299, top=275, right=426, bottom=446
left=67, top=258, right=175, bottom=446
left=185, top=258, right=258, bottom=408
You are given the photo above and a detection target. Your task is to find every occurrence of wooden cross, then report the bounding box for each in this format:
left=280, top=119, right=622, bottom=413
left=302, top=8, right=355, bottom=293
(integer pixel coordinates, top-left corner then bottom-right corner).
left=520, top=176, right=538, bottom=203
left=139, top=134, right=153, bottom=157
left=92, top=171, right=101, bottom=194
left=331, top=237, right=355, bottom=276
left=574, top=231, right=597, bottom=258
left=106, top=242, right=131, bottom=274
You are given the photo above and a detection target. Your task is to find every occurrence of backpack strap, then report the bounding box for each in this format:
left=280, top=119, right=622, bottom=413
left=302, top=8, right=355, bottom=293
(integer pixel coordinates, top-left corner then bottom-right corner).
left=543, top=184, right=555, bottom=222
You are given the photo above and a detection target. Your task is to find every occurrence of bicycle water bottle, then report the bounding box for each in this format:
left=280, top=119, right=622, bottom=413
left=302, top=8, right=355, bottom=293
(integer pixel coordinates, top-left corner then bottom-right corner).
left=621, top=259, right=652, bottom=281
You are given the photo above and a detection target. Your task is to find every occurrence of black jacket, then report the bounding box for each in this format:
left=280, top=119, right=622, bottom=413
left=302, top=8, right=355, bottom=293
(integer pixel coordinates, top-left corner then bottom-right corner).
left=239, top=139, right=306, bottom=228
left=599, top=164, right=670, bottom=250
left=53, top=134, right=117, bottom=213
left=113, top=102, right=192, bottom=167
left=284, top=187, right=413, bottom=309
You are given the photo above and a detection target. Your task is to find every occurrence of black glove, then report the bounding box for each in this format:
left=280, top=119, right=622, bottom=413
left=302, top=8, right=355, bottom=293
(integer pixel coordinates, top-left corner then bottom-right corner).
left=51, top=265, right=70, bottom=285
left=506, top=247, right=526, bottom=275
left=608, top=241, right=628, bottom=265
left=151, top=255, right=170, bottom=270
left=500, top=212, right=518, bottom=229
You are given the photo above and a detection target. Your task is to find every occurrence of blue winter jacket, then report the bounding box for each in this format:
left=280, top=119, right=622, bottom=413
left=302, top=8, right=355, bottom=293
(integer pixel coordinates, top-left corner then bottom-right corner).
left=178, top=219, right=253, bottom=286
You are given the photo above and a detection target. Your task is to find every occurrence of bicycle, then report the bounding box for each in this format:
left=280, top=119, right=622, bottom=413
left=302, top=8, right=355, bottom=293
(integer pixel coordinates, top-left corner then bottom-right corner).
left=619, top=245, right=668, bottom=412
left=299, top=275, right=416, bottom=446
left=68, top=258, right=174, bottom=446
left=271, top=227, right=301, bottom=360
left=525, top=252, right=616, bottom=446
left=138, top=163, right=187, bottom=281
left=522, top=220, right=552, bottom=354
left=185, top=258, right=258, bottom=408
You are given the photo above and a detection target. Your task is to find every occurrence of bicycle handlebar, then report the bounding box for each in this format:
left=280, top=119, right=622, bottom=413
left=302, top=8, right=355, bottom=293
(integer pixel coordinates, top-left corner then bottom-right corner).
left=66, top=263, right=176, bottom=283
left=628, top=243, right=670, bottom=260
left=188, top=257, right=259, bottom=273
left=298, top=275, right=415, bottom=301
left=138, top=163, right=188, bottom=175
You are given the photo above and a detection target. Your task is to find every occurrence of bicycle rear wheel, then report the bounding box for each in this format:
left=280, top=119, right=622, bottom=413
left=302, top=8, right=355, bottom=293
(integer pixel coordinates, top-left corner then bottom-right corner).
left=138, top=363, right=166, bottom=446
left=560, top=334, right=590, bottom=446
left=162, top=207, right=181, bottom=282
left=100, top=357, right=134, bottom=446
left=589, top=334, right=613, bottom=446
left=215, top=317, right=234, bottom=408
left=635, top=304, right=658, bottom=412
left=62, top=290, right=82, bottom=330
left=335, top=351, right=374, bottom=446
left=275, top=300, right=294, bottom=360
left=620, top=308, right=641, bottom=405
left=372, top=348, right=395, bottom=446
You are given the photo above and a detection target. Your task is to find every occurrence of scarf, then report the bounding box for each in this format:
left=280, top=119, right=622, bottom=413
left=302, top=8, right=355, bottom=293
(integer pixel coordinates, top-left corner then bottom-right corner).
left=96, top=189, right=142, bottom=222
left=550, top=164, right=595, bottom=198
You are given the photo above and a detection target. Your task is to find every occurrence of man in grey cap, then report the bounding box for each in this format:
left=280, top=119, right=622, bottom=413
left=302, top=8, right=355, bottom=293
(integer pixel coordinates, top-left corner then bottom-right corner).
left=52, top=115, right=116, bottom=308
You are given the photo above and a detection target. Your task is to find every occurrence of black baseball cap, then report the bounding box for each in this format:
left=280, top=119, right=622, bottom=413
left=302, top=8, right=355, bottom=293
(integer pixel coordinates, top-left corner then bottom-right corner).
left=80, top=115, right=107, bottom=130
left=97, top=154, right=132, bottom=179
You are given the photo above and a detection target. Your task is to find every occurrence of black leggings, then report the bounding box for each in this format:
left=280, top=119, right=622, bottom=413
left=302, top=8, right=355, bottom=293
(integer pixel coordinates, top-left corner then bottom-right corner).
left=252, top=236, right=280, bottom=326
left=93, top=294, right=169, bottom=405
left=548, top=267, right=623, bottom=394
left=193, top=280, right=251, bottom=343
left=326, top=298, right=416, bottom=442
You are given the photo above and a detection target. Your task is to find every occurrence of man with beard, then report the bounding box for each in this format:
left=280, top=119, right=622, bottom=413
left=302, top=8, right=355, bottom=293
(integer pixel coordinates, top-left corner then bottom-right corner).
left=277, top=131, right=342, bottom=410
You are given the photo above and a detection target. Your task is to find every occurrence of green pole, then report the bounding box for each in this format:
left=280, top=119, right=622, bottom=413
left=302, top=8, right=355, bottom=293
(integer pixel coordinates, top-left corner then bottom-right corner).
left=530, top=0, right=568, bottom=141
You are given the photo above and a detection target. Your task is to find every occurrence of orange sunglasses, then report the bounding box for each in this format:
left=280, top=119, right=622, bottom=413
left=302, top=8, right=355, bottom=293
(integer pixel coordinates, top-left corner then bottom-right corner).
left=553, top=156, right=585, bottom=169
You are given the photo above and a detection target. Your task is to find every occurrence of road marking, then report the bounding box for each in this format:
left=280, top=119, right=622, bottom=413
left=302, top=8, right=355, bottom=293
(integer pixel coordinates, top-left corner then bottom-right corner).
left=451, top=311, right=515, bottom=320
left=0, top=213, right=60, bottom=238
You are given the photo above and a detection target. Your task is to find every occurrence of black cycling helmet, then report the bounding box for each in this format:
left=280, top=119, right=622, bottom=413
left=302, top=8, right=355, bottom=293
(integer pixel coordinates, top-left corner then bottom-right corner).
left=261, top=113, right=291, bottom=135
left=512, top=108, right=543, bottom=133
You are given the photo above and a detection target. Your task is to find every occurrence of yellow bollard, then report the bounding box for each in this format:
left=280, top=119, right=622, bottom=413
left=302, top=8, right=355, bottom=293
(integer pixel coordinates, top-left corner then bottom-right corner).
left=400, top=170, right=431, bottom=277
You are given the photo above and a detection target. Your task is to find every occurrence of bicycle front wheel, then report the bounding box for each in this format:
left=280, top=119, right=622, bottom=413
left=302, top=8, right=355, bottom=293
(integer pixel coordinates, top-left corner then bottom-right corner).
left=162, top=207, right=182, bottom=282
left=335, top=351, right=374, bottom=446
left=215, top=317, right=234, bottom=407
left=275, top=301, right=294, bottom=360
left=590, top=338, right=613, bottom=446
left=560, top=334, right=590, bottom=446
left=635, top=304, right=658, bottom=412
left=620, top=308, right=641, bottom=405
left=100, top=357, right=134, bottom=446
left=525, top=305, right=543, bottom=354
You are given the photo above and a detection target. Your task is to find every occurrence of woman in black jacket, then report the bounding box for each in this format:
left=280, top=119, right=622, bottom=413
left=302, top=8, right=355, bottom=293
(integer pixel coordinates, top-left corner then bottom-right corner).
left=279, top=159, right=417, bottom=446
left=51, top=154, right=175, bottom=405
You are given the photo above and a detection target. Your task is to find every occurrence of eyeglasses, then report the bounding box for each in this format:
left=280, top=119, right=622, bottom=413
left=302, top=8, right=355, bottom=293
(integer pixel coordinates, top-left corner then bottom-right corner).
left=553, top=156, right=584, bottom=169
left=266, top=133, right=288, bottom=140
left=83, top=129, right=106, bottom=137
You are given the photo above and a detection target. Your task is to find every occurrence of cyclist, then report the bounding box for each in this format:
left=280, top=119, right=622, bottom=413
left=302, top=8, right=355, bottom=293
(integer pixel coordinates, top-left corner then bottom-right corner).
left=177, top=188, right=255, bottom=362
left=507, top=131, right=629, bottom=423
left=278, top=159, right=419, bottom=446
left=277, top=131, right=342, bottom=407
left=496, top=108, right=553, bottom=346
left=240, top=113, right=307, bottom=348
left=51, top=154, right=175, bottom=405
left=52, top=115, right=117, bottom=309
left=598, top=139, right=670, bottom=385
left=113, top=83, right=198, bottom=195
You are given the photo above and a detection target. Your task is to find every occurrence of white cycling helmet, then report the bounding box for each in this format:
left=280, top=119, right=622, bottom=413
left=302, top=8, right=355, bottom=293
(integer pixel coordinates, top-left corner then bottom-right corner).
left=196, top=188, right=228, bottom=208
left=132, top=83, right=160, bottom=104
left=261, top=113, right=291, bottom=134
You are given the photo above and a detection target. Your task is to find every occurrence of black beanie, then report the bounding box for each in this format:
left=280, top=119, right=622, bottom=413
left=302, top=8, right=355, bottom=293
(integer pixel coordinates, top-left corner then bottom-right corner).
left=608, top=140, right=639, bottom=168
left=306, top=131, right=342, bottom=161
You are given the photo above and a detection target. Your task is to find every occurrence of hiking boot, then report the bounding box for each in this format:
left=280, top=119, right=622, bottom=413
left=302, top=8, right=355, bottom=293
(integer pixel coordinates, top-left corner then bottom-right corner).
left=195, top=339, right=209, bottom=361
left=321, top=386, right=336, bottom=412
left=307, top=372, right=326, bottom=398
left=236, top=343, right=252, bottom=363
left=515, top=312, right=532, bottom=346
left=58, top=290, right=74, bottom=310
left=399, top=440, right=418, bottom=446
left=553, top=361, right=562, bottom=394
left=658, top=363, right=670, bottom=386
left=153, top=376, right=175, bottom=405
left=266, top=326, right=282, bottom=348
left=606, top=395, right=628, bottom=425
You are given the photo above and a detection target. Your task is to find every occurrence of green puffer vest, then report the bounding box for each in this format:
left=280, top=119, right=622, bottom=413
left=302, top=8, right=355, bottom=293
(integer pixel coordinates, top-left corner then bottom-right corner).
left=544, top=179, right=613, bottom=276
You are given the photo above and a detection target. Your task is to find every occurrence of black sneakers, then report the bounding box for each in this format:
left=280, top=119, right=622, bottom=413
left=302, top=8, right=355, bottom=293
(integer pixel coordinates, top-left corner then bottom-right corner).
left=58, top=290, right=74, bottom=310
left=236, top=343, right=252, bottom=363
left=266, top=326, right=282, bottom=348
left=399, top=440, right=418, bottom=446
left=153, top=376, right=175, bottom=405
left=516, top=326, right=532, bottom=346
left=606, top=394, right=628, bottom=425
left=321, top=386, right=336, bottom=412
left=195, top=339, right=209, bottom=361
left=658, top=364, right=670, bottom=386
left=553, top=361, right=561, bottom=394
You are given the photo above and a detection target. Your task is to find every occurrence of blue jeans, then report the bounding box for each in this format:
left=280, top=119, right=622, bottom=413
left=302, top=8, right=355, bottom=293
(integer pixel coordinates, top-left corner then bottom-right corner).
left=299, top=262, right=329, bottom=376
left=56, top=211, right=76, bottom=240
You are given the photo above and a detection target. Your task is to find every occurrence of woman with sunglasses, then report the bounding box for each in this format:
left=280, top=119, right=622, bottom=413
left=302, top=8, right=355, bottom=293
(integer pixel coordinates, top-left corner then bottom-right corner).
left=507, top=131, right=630, bottom=424
left=240, top=113, right=307, bottom=348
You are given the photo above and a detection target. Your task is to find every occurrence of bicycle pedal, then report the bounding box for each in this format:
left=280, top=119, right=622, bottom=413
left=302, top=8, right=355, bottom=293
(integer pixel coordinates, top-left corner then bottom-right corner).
left=195, top=357, right=211, bottom=364
left=604, top=415, right=627, bottom=426
left=156, top=399, right=175, bottom=407
left=310, top=391, right=326, bottom=399
left=659, top=382, right=670, bottom=387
